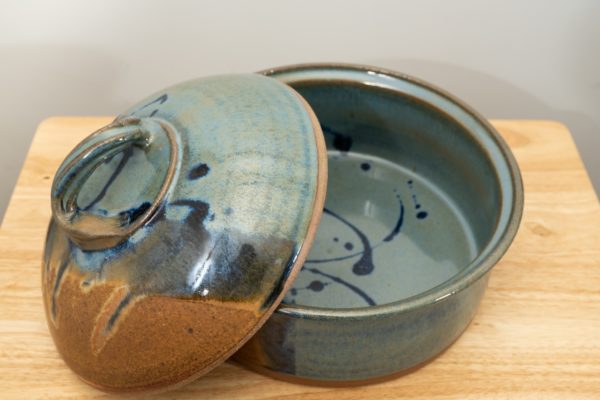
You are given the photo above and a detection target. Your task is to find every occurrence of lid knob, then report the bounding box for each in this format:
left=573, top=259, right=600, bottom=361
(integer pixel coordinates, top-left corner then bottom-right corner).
left=50, top=117, right=179, bottom=250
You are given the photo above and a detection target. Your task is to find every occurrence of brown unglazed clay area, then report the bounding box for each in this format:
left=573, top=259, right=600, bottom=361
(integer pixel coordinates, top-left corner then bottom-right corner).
left=45, top=272, right=257, bottom=392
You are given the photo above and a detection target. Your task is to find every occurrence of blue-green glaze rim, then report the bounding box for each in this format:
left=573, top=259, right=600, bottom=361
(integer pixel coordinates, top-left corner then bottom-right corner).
left=262, top=63, right=524, bottom=319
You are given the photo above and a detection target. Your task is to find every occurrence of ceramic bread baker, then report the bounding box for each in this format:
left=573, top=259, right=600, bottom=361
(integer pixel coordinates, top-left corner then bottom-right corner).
left=42, top=64, right=523, bottom=392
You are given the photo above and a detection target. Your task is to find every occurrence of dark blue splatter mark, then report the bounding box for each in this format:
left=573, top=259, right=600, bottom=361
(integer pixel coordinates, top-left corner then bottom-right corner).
left=383, top=198, right=405, bottom=242
left=308, top=197, right=405, bottom=267
left=417, top=211, right=428, bottom=220
left=411, top=193, right=421, bottom=209
left=51, top=248, right=72, bottom=320
left=322, top=208, right=374, bottom=276
left=105, top=291, right=132, bottom=332
left=307, top=250, right=367, bottom=264
left=170, top=199, right=210, bottom=226
left=344, top=242, right=354, bottom=251
left=407, top=180, right=428, bottom=219
left=136, top=94, right=168, bottom=113
left=307, top=280, right=326, bottom=292
left=307, top=267, right=376, bottom=306
left=188, top=163, right=210, bottom=180
left=360, top=162, right=371, bottom=171
left=118, top=202, right=151, bottom=227
left=129, top=93, right=168, bottom=119
left=414, top=200, right=421, bottom=209
left=322, top=125, right=353, bottom=152
left=82, top=147, right=135, bottom=212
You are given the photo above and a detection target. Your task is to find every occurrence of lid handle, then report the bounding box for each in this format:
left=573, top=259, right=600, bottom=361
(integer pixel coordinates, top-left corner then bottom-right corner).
left=51, top=117, right=179, bottom=250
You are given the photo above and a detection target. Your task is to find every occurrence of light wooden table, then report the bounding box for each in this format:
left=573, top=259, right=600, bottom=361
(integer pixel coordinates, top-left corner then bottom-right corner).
left=1, top=118, right=599, bottom=399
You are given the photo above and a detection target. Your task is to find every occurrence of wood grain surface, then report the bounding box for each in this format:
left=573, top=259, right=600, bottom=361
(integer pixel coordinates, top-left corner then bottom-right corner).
left=1, top=118, right=599, bottom=399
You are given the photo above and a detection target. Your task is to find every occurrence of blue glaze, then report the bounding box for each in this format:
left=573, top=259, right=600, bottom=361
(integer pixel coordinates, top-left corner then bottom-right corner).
left=284, top=151, right=468, bottom=308
left=81, top=147, right=135, bottom=211
left=237, top=64, right=523, bottom=385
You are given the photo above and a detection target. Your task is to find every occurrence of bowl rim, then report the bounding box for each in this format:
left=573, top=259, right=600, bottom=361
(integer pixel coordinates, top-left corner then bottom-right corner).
left=260, top=62, right=524, bottom=319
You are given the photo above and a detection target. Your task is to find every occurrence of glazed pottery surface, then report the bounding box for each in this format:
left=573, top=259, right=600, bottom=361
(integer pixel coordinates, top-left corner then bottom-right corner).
left=42, top=74, right=326, bottom=391
left=42, top=63, right=523, bottom=390
left=234, top=64, right=523, bottom=383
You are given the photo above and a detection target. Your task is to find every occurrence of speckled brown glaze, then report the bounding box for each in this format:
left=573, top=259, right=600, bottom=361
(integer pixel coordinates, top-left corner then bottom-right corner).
left=45, top=270, right=257, bottom=391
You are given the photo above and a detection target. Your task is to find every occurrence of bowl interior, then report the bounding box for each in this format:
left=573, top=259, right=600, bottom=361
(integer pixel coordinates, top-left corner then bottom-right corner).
left=269, top=67, right=515, bottom=309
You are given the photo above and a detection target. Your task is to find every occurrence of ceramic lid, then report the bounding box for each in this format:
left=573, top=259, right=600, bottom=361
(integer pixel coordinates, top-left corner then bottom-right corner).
left=42, top=74, right=327, bottom=392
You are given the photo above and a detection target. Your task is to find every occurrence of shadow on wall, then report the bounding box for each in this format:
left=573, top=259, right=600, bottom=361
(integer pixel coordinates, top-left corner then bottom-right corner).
left=368, top=59, right=600, bottom=198
left=0, top=45, right=130, bottom=220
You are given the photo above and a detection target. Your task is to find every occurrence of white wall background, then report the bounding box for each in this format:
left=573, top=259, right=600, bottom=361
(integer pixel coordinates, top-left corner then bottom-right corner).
left=1, top=0, right=598, bottom=218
